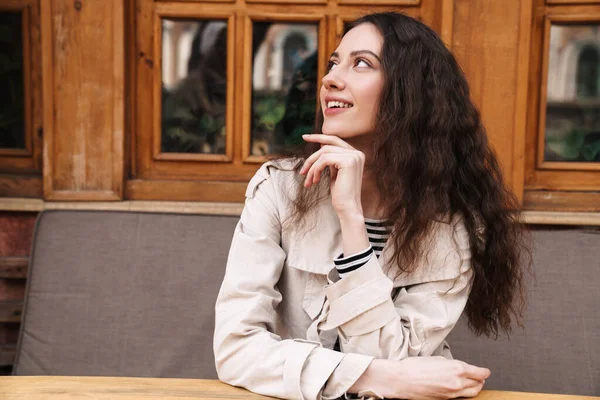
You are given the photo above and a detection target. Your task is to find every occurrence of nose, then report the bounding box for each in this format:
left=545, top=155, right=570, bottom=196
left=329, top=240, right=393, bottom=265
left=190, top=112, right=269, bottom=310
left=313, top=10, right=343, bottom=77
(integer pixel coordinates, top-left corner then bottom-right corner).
left=322, top=68, right=345, bottom=91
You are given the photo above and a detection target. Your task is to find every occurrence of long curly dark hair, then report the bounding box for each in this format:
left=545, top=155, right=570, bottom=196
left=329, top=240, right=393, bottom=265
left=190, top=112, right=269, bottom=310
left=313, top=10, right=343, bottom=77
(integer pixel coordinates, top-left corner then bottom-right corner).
left=276, top=11, right=531, bottom=338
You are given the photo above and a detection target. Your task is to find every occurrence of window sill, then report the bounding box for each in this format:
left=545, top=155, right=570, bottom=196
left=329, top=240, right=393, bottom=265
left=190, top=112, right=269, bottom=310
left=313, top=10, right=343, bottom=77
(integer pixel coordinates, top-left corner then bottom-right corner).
left=0, top=198, right=244, bottom=216
left=2, top=198, right=600, bottom=226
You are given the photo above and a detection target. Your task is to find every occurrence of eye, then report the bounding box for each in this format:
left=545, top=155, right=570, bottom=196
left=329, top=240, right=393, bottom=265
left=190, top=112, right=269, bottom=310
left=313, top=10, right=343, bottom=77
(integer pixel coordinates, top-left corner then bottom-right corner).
left=327, top=60, right=338, bottom=72
left=355, top=58, right=370, bottom=68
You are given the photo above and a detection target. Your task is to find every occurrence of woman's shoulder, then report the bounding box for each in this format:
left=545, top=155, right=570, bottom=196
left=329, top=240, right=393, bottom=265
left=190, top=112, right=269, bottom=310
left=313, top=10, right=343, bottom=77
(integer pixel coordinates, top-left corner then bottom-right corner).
left=245, top=158, right=301, bottom=200
left=430, top=213, right=470, bottom=251
left=386, top=214, right=472, bottom=286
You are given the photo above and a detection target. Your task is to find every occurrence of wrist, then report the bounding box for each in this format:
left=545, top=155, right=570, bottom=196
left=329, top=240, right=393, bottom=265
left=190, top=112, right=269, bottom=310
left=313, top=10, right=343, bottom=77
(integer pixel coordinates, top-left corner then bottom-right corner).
left=337, top=210, right=365, bottom=226
left=348, top=359, right=394, bottom=397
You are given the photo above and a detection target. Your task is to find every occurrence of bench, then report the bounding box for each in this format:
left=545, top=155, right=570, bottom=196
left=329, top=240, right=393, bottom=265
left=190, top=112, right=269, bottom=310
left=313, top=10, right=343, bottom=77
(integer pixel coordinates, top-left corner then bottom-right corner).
left=13, top=210, right=600, bottom=395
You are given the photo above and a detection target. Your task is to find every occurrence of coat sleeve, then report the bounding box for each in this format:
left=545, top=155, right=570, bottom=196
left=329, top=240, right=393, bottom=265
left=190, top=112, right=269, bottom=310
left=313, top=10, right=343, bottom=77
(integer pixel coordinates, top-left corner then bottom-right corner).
left=213, top=164, right=373, bottom=400
left=319, top=220, right=473, bottom=361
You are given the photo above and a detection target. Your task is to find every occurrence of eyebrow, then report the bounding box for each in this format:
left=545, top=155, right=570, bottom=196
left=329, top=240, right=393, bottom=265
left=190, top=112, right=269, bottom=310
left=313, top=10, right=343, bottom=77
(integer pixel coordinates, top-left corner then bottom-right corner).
left=330, top=50, right=381, bottom=63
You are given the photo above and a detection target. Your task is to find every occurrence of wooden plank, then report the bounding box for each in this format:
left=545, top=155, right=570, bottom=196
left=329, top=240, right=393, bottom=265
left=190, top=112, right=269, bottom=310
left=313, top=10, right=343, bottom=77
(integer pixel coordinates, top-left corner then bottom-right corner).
left=0, top=198, right=244, bottom=215
left=546, top=0, right=599, bottom=4
left=0, top=175, right=42, bottom=198
left=3, top=197, right=600, bottom=226
left=511, top=0, right=534, bottom=204
left=0, top=302, right=22, bottom=324
left=0, top=377, right=598, bottom=400
left=0, top=198, right=43, bottom=212
left=451, top=0, right=523, bottom=197
left=524, top=190, right=600, bottom=212
left=440, top=0, right=454, bottom=47
left=126, top=179, right=248, bottom=202
left=338, top=0, right=419, bottom=4
left=523, top=210, right=600, bottom=225
left=0, top=258, right=28, bottom=279
left=0, top=377, right=276, bottom=399
left=41, top=0, right=124, bottom=200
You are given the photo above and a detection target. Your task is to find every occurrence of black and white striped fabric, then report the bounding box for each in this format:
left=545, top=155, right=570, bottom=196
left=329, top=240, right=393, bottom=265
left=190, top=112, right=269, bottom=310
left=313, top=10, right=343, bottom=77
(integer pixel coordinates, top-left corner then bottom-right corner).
left=333, top=219, right=390, bottom=278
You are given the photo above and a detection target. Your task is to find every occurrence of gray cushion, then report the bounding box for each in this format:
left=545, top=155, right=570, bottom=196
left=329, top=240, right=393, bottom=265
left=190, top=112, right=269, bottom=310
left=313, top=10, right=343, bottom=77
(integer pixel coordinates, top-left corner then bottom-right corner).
left=14, top=211, right=600, bottom=394
left=13, top=210, right=238, bottom=378
left=447, top=227, right=600, bottom=396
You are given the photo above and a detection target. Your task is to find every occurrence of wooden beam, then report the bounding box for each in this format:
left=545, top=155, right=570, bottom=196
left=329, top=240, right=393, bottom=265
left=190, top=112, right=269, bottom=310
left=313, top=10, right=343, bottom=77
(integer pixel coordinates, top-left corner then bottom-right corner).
left=0, top=258, right=28, bottom=279
left=0, top=302, right=22, bottom=324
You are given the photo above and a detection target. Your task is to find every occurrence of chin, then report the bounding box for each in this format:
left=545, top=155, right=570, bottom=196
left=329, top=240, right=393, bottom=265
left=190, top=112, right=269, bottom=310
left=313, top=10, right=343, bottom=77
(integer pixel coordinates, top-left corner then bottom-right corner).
left=322, top=127, right=363, bottom=139
left=322, top=125, right=347, bottom=137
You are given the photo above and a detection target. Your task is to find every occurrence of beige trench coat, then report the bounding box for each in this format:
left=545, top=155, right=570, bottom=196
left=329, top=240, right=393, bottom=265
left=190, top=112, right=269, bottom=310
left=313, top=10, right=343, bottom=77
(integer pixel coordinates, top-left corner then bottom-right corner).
left=214, top=160, right=473, bottom=400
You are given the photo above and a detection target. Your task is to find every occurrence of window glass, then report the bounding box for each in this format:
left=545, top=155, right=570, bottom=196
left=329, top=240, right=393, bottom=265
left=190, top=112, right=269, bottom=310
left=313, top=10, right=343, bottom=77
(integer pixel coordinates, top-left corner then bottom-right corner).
left=161, top=18, right=228, bottom=154
left=545, top=24, right=600, bottom=162
left=0, top=11, right=25, bottom=149
left=251, top=21, right=318, bottom=155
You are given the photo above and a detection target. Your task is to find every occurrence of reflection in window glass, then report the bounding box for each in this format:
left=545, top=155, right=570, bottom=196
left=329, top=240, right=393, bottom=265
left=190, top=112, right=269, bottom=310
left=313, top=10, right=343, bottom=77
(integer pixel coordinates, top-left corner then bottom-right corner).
left=161, top=18, right=227, bottom=154
left=545, top=24, right=600, bottom=162
left=251, top=22, right=318, bottom=156
left=0, top=11, right=25, bottom=149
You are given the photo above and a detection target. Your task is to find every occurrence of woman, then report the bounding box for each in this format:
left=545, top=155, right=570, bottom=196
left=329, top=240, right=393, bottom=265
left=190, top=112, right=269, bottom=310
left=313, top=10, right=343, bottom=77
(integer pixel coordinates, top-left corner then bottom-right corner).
left=214, top=12, right=530, bottom=400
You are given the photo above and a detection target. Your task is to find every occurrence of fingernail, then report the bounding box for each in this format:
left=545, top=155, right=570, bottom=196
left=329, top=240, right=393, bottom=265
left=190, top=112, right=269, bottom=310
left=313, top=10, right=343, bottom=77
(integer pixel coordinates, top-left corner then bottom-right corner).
left=302, top=134, right=310, bottom=137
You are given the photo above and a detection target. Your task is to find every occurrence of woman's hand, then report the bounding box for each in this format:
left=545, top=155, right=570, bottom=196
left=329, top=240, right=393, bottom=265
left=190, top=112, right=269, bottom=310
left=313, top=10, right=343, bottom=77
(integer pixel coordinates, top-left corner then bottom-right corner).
left=350, top=357, right=490, bottom=399
left=299, top=134, right=366, bottom=219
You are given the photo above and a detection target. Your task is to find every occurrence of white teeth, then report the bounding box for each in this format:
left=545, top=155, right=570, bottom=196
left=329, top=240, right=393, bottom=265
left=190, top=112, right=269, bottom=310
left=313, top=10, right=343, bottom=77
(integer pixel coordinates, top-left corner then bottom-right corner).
left=327, top=101, right=352, bottom=109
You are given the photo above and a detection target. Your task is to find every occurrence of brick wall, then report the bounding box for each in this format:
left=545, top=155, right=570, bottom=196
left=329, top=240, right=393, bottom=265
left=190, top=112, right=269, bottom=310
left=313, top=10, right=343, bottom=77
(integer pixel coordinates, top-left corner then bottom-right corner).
left=0, top=211, right=37, bottom=374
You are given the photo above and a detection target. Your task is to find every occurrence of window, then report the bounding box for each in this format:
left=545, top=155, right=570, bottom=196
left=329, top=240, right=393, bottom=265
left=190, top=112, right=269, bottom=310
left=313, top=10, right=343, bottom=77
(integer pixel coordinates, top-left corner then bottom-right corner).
left=544, top=25, right=600, bottom=164
left=0, top=0, right=42, bottom=198
left=0, top=11, right=25, bottom=150
left=128, top=0, right=420, bottom=202
left=161, top=18, right=230, bottom=156
left=525, top=2, right=600, bottom=211
left=250, top=22, right=318, bottom=157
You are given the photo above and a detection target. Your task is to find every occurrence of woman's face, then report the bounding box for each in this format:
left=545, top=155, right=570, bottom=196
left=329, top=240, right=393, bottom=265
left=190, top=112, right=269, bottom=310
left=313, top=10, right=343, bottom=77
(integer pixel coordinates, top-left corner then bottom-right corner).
left=319, top=23, right=384, bottom=140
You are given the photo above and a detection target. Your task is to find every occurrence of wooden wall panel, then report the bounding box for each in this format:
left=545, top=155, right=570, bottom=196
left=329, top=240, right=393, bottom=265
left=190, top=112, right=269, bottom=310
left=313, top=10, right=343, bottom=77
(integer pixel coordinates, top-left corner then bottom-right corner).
left=450, top=0, right=529, bottom=201
left=41, top=0, right=124, bottom=200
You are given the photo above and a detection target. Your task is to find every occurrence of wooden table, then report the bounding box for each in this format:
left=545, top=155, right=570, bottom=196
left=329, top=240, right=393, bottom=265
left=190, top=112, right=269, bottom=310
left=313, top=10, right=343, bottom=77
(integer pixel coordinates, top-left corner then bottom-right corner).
left=0, top=376, right=598, bottom=400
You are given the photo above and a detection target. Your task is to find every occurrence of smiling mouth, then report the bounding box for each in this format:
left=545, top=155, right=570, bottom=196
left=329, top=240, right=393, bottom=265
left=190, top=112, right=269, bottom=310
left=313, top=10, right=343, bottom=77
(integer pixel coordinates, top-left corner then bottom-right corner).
left=326, top=101, right=354, bottom=109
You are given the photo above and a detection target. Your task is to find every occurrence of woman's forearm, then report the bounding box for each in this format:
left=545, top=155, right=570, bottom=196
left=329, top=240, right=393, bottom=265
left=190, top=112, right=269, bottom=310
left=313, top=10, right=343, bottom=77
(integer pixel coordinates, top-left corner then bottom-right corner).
left=348, top=357, right=491, bottom=400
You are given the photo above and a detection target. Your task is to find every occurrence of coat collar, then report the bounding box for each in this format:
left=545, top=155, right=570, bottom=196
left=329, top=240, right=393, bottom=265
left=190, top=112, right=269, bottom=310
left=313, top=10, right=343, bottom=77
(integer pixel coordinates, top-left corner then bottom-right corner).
left=285, top=196, right=462, bottom=288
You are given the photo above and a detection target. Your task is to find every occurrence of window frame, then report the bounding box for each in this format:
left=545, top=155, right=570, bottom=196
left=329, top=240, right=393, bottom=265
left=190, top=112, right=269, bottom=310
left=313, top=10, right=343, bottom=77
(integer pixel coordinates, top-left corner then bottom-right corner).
left=536, top=13, right=600, bottom=172
left=128, top=0, right=421, bottom=202
left=546, top=0, right=600, bottom=4
left=0, top=0, right=42, bottom=198
left=241, top=13, right=326, bottom=163
left=153, top=7, right=236, bottom=164
left=524, top=1, right=600, bottom=211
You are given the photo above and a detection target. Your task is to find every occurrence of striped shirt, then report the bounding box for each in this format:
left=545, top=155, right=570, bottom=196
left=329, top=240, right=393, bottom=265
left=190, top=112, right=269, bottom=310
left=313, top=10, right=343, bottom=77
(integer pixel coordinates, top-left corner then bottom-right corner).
left=333, top=218, right=391, bottom=278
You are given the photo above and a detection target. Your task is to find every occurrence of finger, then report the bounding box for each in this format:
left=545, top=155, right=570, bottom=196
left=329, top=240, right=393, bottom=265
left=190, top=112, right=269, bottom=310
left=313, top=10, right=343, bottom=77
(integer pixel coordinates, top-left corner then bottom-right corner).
left=302, top=134, right=356, bottom=150
left=300, top=145, right=348, bottom=175
left=463, top=364, right=491, bottom=381
left=464, top=378, right=484, bottom=389
left=304, top=153, right=331, bottom=187
left=308, top=154, right=336, bottom=185
left=303, top=150, right=326, bottom=186
left=456, top=381, right=484, bottom=398
left=307, top=153, right=352, bottom=185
